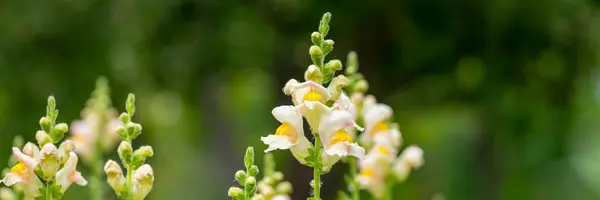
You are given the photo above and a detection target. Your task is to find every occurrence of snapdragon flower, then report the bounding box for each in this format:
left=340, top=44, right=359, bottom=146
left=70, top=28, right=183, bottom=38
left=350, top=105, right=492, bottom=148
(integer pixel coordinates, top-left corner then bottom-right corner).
left=318, top=110, right=365, bottom=159
left=261, top=106, right=313, bottom=164
left=393, top=145, right=424, bottom=182
left=1, top=148, right=43, bottom=199
left=70, top=109, right=121, bottom=162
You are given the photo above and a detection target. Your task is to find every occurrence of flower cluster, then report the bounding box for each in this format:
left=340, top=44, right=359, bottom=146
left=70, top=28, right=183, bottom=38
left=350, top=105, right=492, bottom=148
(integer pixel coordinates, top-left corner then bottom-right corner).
left=70, top=78, right=121, bottom=163
left=342, top=52, right=425, bottom=199
left=260, top=12, right=365, bottom=200
left=0, top=96, right=87, bottom=199
left=228, top=147, right=260, bottom=200
left=255, top=154, right=292, bottom=200
left=104, top=94, right=154, bottom=200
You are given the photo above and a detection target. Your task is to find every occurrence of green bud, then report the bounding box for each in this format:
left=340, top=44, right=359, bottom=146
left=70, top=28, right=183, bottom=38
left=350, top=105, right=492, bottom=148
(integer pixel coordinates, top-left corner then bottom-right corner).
left=244, top=147, right=254, bottom=170
left=118, top=141, right=133, bottom=166
left=12, top=136, right=24, bottom=148
left=322, top=39, right=334, bottom=55
left=276, top=181, right=293, bottom=194
left=244, top=176, right=257, bottom=195
left=327, top=75, right=349, bottom=101
left=251, top=194, right=266, bottom=200
left=325, top=59, right=342, bottom=71
left=132, top=146, right=154, bottom=169
left=39, top=117, right=52, bottom=133
left=354, top=79, right=369, bottom=93
left=309, top=45, right=324, bottom=67
left=311, top=32, right=322, bottom=46
left=36, top=131, right=52, bottom=147
left=262, top=176, right=275, bottom=186
left=119, top=113, right=130, bottom=124
left=132, top=123, right=143, bottom=138
left=116, top=127, right=127, bottom=139
left=304, top=65, right=323, bottom=83
left=54, top=123, right=68, bottom=134
left=272, top=171, right=284, bottom=182
left=235, top=170, right=247, bottom=184
left=319, top=12, right=332, bottom=37
left=248, top=165, right=259, bottom=177
left=346, top=51, right=358, bottom=74
left=126, top=93, right=136, bottom=116
left=47, top=96, right=56, bottom=112
left=228, top=187, right=244, bottom=199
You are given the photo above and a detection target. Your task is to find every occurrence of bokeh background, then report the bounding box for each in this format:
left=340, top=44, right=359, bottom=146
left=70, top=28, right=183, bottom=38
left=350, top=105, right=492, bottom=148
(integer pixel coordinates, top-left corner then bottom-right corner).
left=2, top=0, right=600, bottom=199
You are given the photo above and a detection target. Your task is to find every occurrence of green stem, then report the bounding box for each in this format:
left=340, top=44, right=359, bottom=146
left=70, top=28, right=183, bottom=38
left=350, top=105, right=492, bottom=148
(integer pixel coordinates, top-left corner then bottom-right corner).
left=90, top=154, right=104, bottom=200
left=126, top=139, right=134, bottom=200
left=349, top=158, right=360, bottom=200
left=383, top=176, right=394, bottom=200
left=313, top=133, right=322, bottom=200
left=46, top=183, right=52, bottom=200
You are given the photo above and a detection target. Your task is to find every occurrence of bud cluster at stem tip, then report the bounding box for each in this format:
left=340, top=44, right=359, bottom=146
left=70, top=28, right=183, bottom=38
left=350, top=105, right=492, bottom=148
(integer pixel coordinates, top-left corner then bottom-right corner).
left=229, top=147, right=260, bottom=200
left=307, top=12, right=344, bottom=86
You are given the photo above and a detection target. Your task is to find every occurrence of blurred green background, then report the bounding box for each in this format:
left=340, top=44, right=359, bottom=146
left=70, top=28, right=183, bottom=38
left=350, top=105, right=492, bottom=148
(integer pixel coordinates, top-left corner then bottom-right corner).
left=2, top=0, right=600, bottom=199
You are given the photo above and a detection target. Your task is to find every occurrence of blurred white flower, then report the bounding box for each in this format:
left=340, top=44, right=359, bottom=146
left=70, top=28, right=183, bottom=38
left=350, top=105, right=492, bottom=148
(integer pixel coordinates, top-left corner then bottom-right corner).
left=0, top=147, right=43, bottom=199
left=70, top=109, right=122, bottom=162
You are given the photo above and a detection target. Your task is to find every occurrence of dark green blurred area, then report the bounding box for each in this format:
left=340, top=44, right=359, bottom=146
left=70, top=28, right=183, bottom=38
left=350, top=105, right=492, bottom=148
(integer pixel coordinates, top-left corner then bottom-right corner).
left=2, top=0, right=600, bottom=199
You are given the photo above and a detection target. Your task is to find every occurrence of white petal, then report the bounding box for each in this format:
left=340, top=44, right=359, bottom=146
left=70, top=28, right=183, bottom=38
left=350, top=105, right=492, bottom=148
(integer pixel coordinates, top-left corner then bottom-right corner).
left=12, top=148, right=37, bottom=170
left=363, top=104, right=393, bottom=133
left=296, top=101, right=330, bottom=129
left=392, top=161, right=411, bottom=182
left=40, top=143, right=58, bottom=159
left=73, top=171, right=88, bottom=186
left=70, top=120, right=92, bottom=137
left=401, top=145, right=424, bottom=168
left=347, top=143, right=366, bottom=160
left=273, top=195, right=291, bottom=200
left=22, top=142, right=40, bottom=160
left=1, top=173, right=23, bottom=186
left=293, top=81, right=331, bottom=101
left=318, top=110, right=355, bottom=140
left=272, top=105, right=304, bottom=135
left=320, top=151, right=340, bottom=172
left=324, top=143, right=348, bottom=157
left=261, top=135, right=294, bottom=152
left=283, top=79, right=299, bottom=95
left=332, top=93, right=353, bottom=112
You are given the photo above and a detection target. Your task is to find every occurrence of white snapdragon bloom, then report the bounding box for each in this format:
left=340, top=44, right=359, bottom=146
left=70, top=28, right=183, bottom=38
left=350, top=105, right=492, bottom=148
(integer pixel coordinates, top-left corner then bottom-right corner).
left=133, top=164, right=154, bottom=200
left=272, top=194, right=291, bottom=200
left=39, top=143, right=60, bottom=179
left=262, top=106, right=313, bottom=164
left=356, top=163, right=386, bottom=198
left=1, top=147, right=43, bottom=199
left=318, top=110, right=365, bottom=159
left=70, top=110, right=122, bottom=161
left=393, top=145, right=424, bottom=182
left=289, top=81, right=332, bottom=129
left=360, top=97, right=394, bottom=146
left=55, top=152, right=88, bottom=193
left=363, top=142, right=397, bottom=167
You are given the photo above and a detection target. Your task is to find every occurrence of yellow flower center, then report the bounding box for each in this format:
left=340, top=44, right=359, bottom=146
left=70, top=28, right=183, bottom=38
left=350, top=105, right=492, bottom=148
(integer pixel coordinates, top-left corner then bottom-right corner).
left=370, top=120, right=388, bottom=137
left=302, top=90, right=324, bottom=103
left=360, top=168, right=375, bottom=178
left=275, top=122, right=297, bottom=142
left=377, top=146, right=391, bottom=155
left=10, top=163, right=29, bottom=182
left=327, top=129, right=353, bottom=146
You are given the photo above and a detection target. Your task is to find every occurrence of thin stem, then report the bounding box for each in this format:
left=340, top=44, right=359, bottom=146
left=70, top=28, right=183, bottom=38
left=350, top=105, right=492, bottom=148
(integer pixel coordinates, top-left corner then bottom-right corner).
left=90, top=153, right=104, bottom=200
left=313, top=133, right=322, bottom=200
left=349, top=158, right=360, bottom=200
left=46, top=183, right=52, bottom=200
left=383, top=177, right=394, bottom=200
left=126, top=139, right=134, bottom=199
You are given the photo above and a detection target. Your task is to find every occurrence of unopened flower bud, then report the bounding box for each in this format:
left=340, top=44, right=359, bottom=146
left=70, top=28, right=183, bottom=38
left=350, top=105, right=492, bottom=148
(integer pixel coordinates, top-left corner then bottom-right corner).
left=319, top=12, right=332, bottom=36
left=126, top=93, right=136, bottom=116
left=104, top=160, right=126, bottom=193
left=235, top=170, right=247, bottom=184
left=325, top=59, right=342, bottom=71
left=262, top=176, right=275, bottom=186
left=23, top=142, right=40, bottom=158
left=354, top=79, right=369, bottom=93
left=54, top=123, right=69, bottom=134
left=133, top=164, right=154, bottom=200
left=276, top=181, right=293, bottom=194
left=309, top=45, right=323, bottom=66
left=304, top=65, right=323, bottom=83
left=401, top=145, right=424, bottom=168
left=244, top=147, right=254, bottom=170
left=0, top=187, right=15, bottom=200
left=39, top=117, right=52, bottom=133
left=392, top=161, right=410, bottom=182
left=131, top=123, right=142, bottom=139
left=283, top=79, right=299, bottom=95
left=119, top=113, right=130, bottom=124
left=228, top=187, right=244, bottom=199
left=132, top=146, right=154, bottom=169
left=244, top=176, right=257, bottom=196
left=39, top=143, right=60, bottom=179
left=251, top=194, right=266, bottom=200
left=116, top=127, right=127, bottom=139
left=36, top=131, right=52, bottom=147
left=322, top=39, right=334, bottom=54
left=248, top=165, right=259, bottom=177
left=311, top=32, right=322, bottom=46
left=345, top=51, right=359, bottom=74
left=327, top=75, right=349, bottom=101
left=272, top=171, right=284, bottom=182
left=58, top=140, right=75, bottom=163
left=118, top=141, right=133, bottom=166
